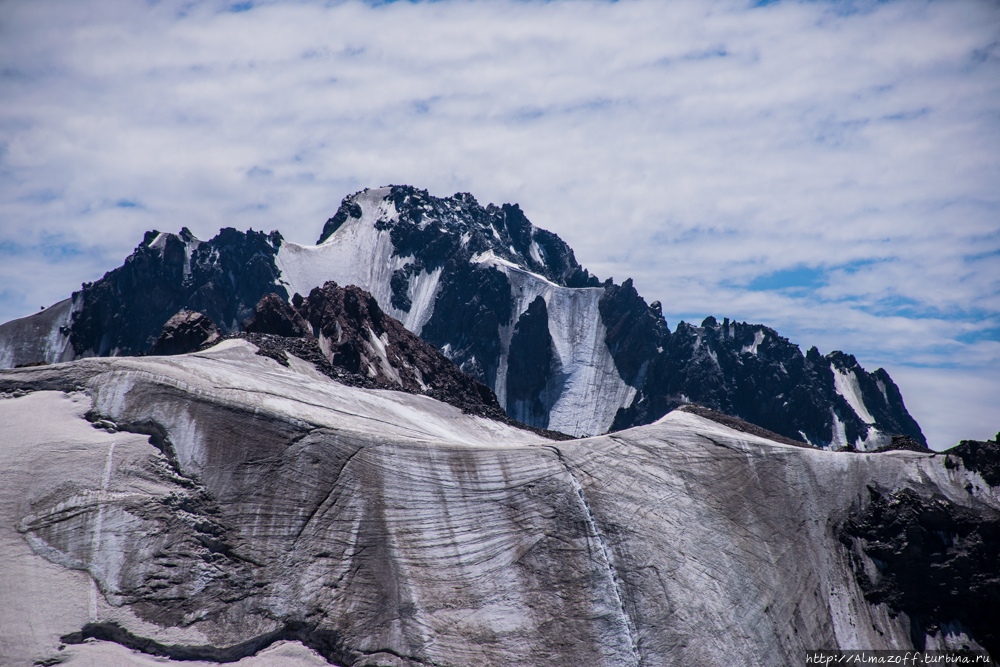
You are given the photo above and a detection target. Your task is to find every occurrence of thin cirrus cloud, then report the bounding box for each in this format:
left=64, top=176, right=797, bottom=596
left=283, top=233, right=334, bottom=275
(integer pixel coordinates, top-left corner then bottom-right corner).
left=0, top=0, right=997, bottom=448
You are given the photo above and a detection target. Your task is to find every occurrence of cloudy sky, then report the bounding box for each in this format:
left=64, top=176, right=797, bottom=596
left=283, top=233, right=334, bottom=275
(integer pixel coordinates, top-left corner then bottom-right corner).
left=1, top=0, right=997, bottom=448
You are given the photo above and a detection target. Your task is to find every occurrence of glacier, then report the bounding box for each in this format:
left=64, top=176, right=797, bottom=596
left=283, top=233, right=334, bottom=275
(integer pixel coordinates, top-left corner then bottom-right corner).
left=1, top=341, right=996, bottom=666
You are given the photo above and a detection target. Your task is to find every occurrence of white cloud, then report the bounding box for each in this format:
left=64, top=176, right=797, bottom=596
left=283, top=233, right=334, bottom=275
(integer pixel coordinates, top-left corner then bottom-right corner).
left=885, top=365, right=1000, bottom=450
left=0, top=0, right=997, bottom=448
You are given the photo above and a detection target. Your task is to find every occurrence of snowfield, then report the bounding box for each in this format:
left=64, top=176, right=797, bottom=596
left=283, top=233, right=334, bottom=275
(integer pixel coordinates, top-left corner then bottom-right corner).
left=0, top=342, right=993, bottom=666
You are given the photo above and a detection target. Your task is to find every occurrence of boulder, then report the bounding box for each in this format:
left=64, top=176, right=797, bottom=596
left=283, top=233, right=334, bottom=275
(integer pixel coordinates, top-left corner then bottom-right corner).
left=149, top=310, right=220, bottom=356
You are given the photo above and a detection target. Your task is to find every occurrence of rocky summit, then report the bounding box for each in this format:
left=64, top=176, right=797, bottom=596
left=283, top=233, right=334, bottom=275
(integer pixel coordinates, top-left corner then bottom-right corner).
left=0, top=185, right=924, bottom=448
left=241, top=282, right=524, bottom=428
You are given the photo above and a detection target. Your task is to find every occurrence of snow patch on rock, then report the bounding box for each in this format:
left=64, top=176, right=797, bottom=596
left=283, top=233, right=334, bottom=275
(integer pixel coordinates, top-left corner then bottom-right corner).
left=831, top=409, right=849, bottom=449
left=475, top=253, right=633, bottom=437
left=276, top=188, right=442, bottom=335
left=742, top=330, right=765, bottom=356
left=832, top=364, right=876, bottom=424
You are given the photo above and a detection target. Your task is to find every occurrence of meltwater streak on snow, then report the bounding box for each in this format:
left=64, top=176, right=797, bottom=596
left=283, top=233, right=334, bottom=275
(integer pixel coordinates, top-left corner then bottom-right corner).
left=90, top=438, right=116, bottom=621
left=275, top=187, right=443, bottom=336
left=832, top=364, right=876, bottom=425
left=475, top=252, right=636, bottom=437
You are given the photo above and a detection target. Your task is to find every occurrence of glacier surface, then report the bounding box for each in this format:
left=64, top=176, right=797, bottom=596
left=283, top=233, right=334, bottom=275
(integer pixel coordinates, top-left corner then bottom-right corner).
left=0, top=344, right=993, bottom=666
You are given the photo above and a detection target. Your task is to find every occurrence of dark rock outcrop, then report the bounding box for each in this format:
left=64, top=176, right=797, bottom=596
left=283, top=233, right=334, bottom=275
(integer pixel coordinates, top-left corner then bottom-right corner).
left=599, top=278, right=667, bottom=389
left=840, top=486, right=1000, bottom=655
left=506, top=296, right=561, bottom=428
left=244, top=283, right=516, bottom=426
left=149, top=310, right=221, bottom=356
left=608, top=311, right=926, bottom=448
left=875, top=434, right=933, bottom=454
left=244, top=293, right=311, bottom=339
left=419, top=262, right=512, bottom=388
left=945, top=433, right=1000, bottom=487
left=69, top=227, right=285, bottom=357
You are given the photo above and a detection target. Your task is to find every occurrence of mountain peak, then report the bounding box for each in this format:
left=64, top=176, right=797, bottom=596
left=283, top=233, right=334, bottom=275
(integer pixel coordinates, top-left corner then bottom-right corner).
left=317, top=186, right=600, bottom=290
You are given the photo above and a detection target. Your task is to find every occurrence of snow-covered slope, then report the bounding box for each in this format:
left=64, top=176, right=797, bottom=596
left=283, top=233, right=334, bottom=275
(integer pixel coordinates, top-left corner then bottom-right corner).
left=275, top=188, right=443, bottom=335
left=1, top=348, right=995, bottom=666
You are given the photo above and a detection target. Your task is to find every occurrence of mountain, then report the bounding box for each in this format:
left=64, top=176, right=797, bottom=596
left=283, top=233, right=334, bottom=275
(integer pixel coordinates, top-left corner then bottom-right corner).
left=1, top=347, right=996, bottom=666
left=0, top=185, right=923, bottom=448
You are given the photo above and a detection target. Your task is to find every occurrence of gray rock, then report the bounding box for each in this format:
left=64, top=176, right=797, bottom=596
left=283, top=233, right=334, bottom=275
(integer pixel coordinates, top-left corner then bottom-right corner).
left=149, top=310, right=221, bottom=356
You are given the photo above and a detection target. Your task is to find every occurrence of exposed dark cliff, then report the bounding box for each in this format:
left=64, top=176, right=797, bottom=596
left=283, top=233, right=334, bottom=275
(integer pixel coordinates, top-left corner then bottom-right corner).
left=69, top=227, right=284, bottom=357
left=244, top=283, right=514, bottom=426
left=149, top=310, right=221, bottom=356
left=840, top=486, right=1000, bottom=655
left=600, top=283, right=925, bottom=447
left=506, top=296, right=561, bottom=428
left=419, top=260, right=512, bottom=389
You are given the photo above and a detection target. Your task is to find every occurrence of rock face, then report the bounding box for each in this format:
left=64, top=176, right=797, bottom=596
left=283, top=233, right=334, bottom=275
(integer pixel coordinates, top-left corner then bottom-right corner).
left=840, top=486, right=1000, bottom=654
left=505, top=296, right=561, bottom=427
left=609, top=312, right=926, bottom=449
left=244, top=293, right=312, bottom=339
left=0, top=349, right=993, bottom=666
left=0, top=185, right=923, bottom=447
left=58, top=227, right=282, bottom=358
left=946, top=433, right=1000, bottom=487
left=244, top=283, right=509, bottom=424
left=149, top=310, right=221, bottom=356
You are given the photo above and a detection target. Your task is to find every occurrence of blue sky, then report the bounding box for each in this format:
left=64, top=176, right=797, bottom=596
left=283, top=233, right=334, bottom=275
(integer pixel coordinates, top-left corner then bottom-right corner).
left=0, top=0, right=997, bottom=448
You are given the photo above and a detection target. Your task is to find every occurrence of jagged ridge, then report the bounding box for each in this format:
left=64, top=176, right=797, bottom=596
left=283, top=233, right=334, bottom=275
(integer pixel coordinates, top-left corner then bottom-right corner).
left=0, top=185, right=925, bottom=447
